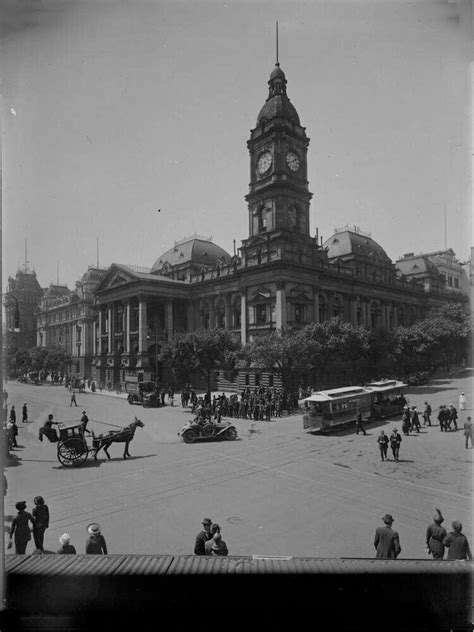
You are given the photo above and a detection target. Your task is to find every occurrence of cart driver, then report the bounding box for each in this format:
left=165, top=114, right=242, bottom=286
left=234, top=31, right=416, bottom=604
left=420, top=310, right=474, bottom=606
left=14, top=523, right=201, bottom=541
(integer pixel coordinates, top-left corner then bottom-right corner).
left=39, top=414, right=59, bottom=443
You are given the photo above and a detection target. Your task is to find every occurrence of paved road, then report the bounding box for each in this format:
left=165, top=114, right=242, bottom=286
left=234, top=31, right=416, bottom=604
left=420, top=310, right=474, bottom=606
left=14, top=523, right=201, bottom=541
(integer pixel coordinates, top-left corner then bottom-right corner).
left=3, top=371, right=472, bottom=558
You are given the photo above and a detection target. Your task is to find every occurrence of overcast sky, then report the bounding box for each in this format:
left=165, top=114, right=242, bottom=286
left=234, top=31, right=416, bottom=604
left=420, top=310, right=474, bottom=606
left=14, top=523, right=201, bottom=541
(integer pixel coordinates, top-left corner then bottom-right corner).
left=2, top=0, right=472, bottom=289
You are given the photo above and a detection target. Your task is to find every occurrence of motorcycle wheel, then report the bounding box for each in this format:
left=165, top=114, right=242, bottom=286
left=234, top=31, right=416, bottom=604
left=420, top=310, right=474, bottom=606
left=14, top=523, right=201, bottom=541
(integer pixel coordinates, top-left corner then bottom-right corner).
left=225, top=427, right=237, bottom=441
left=182, top=429, right=197, bottom=444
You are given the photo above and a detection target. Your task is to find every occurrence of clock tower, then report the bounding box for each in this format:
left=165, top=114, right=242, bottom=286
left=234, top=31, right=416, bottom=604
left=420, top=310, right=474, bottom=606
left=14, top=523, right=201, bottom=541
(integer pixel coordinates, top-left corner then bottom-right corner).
left=244, top=62, right=313, bottom=242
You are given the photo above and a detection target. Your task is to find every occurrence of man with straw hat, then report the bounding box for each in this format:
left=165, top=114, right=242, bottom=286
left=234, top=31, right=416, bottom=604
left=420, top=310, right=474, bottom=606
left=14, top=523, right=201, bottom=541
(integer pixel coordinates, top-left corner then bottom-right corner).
left=85, top=523, right=108, bottom=554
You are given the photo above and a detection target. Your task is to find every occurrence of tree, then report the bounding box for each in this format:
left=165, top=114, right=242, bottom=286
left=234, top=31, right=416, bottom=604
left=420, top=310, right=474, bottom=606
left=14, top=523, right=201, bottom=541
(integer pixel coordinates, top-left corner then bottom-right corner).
left=162, top=329, right=240, bottom=393
left=44, top=346, right=73, bottom=375
left=238, top=329, right=313, bottom=391
left=6, top=343, right=31, bottom=377
left=29, top=347, right=49, bottom=373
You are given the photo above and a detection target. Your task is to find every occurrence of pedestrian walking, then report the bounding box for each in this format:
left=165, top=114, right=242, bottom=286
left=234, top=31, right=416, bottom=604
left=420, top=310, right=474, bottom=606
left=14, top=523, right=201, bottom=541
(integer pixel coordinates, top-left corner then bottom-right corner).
left=80, top=411, right=91, bottom=435
left=463, top=416, right=472, bottom=449
left=70, top=391, right=77, bottom=407
left=448, top=404, right=458, bottom=431
left=422, top=401, right=432, bottom=426
left=401, top=406, right=411, bottom=436
left=57, top=533, right=76, bottom=554
left=85, top=523, right=108, bottom=554
left=443, top=522, right=472, bottom=561
left=22, top=403, right=28, bottom=423
left=377, top=430, right=389, bottom=462
left=459, top=392, right=467, bottom=411
left=355, top=409, right=367, bottom=435
left=410, top=406, right=420, bottom=433
left=389, top=428, right=402, bottom=462
left=9, top=405, right=16, bottom=423
left=437, top=405, right=447, bottom=432
left=204, top=532, right=229, bottom=556
left=374, top=514, right=401, bottom=559
left=425, top=508, right=447, bottom=560
left=8, top=501, right=34, bottom=554
left=8, top=417, right=18, bottom=447
left=194, top=517, right=214, bottom=555
left=31, top=496, right=50, bottom=552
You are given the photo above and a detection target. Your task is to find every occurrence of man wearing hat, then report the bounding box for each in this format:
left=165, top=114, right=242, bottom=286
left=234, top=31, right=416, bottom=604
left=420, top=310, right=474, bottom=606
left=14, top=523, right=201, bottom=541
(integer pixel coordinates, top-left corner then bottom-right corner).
left=32, top=495, right=50, bottom=552
left=374, top=514, right=401, bottom=559
left=9, top=501, right=35, bottom=554
left=437, top=405, right=448, bottom=432
left=425, top=508, right=447, bottom=560
left=401, top=406, right=411, bottom=436
left=443, top=521, right=472, bottom=560
left=80, top=411, right=91, bottom=435
left=447, top=404, right=458, bottom=431
left=389, top=428, right=402, bottom=462
left=85, top=523, right=108, bottom=554
left=57, top=533, right=76, bottom=555
left=194, top=518, right=214, bottom=555
left=39, top=414, right=59, bottom=443
left=422, top=401, right=432, bottom=426
left=410, top=406, right=420, bottom=433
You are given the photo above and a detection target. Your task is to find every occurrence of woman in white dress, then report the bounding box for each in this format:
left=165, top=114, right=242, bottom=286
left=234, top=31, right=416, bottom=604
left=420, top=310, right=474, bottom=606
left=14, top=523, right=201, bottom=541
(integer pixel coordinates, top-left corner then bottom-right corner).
left=459, top=392, right=467, bottom=410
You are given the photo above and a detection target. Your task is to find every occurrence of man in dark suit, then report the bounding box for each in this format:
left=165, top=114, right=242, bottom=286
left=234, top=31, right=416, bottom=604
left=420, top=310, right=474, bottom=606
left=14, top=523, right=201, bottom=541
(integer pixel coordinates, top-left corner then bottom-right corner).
left=374, top=514, right=401, bottom=559
left=194, top=518, right=213, bottom=555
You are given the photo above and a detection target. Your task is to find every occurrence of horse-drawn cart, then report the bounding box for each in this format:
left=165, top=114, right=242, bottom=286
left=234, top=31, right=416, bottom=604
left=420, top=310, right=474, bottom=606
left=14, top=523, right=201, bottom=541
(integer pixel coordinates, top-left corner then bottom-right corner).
left=40, top=418, right=145, bottom=467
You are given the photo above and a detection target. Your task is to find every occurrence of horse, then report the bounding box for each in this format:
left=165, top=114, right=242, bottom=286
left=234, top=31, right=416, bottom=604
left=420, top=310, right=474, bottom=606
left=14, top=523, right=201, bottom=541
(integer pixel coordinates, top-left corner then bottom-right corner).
left=92, top=417, right=144, bottom=460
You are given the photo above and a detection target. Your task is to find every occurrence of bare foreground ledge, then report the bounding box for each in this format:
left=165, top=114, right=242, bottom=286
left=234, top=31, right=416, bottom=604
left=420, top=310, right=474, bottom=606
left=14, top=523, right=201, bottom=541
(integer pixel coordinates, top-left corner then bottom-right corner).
left=1, top=555, right=472, bottom=631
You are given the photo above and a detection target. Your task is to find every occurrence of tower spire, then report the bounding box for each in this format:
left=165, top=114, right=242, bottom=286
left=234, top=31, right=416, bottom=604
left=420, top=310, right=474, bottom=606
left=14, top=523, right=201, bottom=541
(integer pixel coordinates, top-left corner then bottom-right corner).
left=276, top=21, right=279, bottom=65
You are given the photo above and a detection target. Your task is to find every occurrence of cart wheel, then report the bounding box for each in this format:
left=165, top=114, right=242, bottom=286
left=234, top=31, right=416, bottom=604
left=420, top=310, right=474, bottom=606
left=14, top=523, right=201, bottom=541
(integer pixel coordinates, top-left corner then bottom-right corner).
left=182, top=429, right=197, bottom=443
left=225, top=427, right=237, bottom=441
left=57, top=438, right=88, bottom=467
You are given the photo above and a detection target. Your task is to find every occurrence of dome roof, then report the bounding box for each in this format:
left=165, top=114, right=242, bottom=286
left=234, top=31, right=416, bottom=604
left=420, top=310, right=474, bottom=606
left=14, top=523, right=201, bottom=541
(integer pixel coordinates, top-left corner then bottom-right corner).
left=256, top=63, right=300, bottom=126
left=151, top=237, right=231, bottom=273
left=323, top=230, right=392, bottom=264
left=257, top=96, right=300, bottom=126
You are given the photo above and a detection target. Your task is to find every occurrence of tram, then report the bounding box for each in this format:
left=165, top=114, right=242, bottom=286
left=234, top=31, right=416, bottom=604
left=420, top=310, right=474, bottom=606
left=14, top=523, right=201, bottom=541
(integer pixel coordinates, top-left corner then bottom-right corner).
left=302, top=386, right=373, bottom=431
left=365, top=379, right=408, bottom=419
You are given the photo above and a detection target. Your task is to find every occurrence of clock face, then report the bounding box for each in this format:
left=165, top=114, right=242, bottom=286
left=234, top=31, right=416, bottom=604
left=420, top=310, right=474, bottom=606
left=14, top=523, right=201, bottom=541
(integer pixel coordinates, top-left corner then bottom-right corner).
left=257, top=151, right=272, bottom=175
left=286, top=151, right=300, bottom=172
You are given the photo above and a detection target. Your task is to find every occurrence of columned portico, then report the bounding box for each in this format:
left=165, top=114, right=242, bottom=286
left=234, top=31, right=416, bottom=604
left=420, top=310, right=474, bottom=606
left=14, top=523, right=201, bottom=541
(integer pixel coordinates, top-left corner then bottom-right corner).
left=313, top=291, right=320, bottom=324
left=165, top=299, right=174, bottom=338
left=276, top=282, right=287, bottom=332
left=240, top=289, right=247, bottom=345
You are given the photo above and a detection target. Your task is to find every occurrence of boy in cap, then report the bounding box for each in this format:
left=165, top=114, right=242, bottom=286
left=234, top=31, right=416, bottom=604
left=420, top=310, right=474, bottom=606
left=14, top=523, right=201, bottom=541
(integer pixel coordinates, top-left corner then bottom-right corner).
left=194, top=518, right=214, bottom=555
left=374, top=514, right=401, bottom=559
left=425, top=508, right=447, bottom=560
left=443, top=522, right=472, bottom=560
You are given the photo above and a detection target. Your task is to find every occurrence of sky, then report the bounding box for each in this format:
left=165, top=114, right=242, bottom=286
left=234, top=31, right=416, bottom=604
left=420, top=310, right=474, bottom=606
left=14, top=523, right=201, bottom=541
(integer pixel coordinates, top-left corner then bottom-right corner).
left=1, top=0, right=472, bottom=290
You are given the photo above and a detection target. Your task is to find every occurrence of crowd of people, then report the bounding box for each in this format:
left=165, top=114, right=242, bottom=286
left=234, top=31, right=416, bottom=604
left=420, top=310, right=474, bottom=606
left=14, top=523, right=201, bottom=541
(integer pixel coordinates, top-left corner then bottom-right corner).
left=186, top=387, right=300, bottom=422
left=373, top=393, right=472, bottom=463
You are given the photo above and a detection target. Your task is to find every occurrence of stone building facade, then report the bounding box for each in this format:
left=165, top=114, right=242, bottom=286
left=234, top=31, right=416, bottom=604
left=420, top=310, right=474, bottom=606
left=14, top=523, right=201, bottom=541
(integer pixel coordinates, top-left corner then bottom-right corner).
left=35, top=267, right=106, bottom=377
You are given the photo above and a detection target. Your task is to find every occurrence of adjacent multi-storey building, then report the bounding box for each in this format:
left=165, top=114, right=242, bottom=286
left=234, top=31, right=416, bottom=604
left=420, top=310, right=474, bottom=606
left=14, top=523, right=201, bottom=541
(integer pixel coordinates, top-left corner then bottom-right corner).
left=4, top=267, right=43, bottom=349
